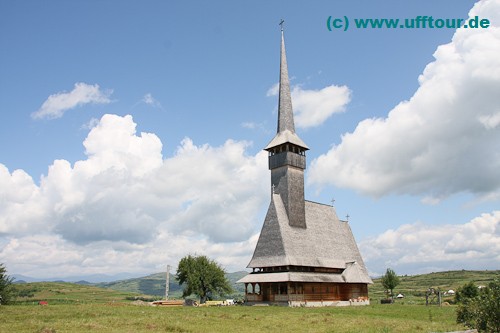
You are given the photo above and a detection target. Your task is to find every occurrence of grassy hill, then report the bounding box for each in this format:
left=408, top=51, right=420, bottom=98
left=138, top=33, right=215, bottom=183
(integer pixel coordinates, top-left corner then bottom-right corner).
left=96, top=271, right=248, bottom=299
left=96, top=269, right=498, bottom=301
left=14, top=270, right=497, bottom=305
left=369, top=269, right=499, bottom=303
left=13, top=281, right=147, bottom=304
left=96, top=272, right=183, bottom=298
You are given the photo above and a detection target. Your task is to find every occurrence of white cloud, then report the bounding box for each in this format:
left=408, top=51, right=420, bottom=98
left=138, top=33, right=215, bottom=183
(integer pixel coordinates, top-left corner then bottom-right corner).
left=0, top=114, right=268, bottom=276
left=360, top=211, right=500, bottom=276
left=267, top=83, right=351, bottom=129
left=0, top=231, right=260, bottom=278
left=0, top=165, right=48, bottom=235
left=142, top=93, right=162, bottom=109
left=479, top=112, right=500, bottom=129
left=266, top=83, right=279, bottom=97
left=242, top=122, right=258, bottom=129
left=80, top=117, right=100, bottom=130
left=241, top=121, right=270, bottom=134
left=309, top=0, right=500, bottom=200
left=32, top=83, right=112, bottom=120
left=292, top=85, right=351, bottom=128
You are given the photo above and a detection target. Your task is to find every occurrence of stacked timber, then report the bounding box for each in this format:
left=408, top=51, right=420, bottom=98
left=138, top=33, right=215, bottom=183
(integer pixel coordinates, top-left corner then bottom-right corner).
left=152, top=300, right=184, bottom=307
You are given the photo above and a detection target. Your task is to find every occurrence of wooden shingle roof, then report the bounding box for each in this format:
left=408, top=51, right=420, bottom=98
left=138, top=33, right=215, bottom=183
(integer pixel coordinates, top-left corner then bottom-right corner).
left=245, top=194, right=372, bottom=284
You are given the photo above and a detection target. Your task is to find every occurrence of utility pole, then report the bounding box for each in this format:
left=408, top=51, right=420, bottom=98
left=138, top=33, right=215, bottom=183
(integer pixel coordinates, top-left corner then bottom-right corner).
left=166, top=265, right=171, bottom=300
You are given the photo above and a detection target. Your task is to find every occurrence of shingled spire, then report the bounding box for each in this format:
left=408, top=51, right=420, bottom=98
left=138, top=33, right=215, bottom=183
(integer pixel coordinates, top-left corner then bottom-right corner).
left=265, top=26, right=309, bottom=151
left=277, top=28, right=295, bottom=134
left=264, top=24, right=308, bottom=228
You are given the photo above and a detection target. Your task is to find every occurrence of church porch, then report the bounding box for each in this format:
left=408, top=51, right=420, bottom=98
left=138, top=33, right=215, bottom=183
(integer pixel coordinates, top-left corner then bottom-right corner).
left=243, top=281, right=369, bottom=307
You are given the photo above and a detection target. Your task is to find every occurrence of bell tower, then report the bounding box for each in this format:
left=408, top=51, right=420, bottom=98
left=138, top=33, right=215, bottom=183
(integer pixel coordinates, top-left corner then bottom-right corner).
left=264, top=24, right=309, bottom=228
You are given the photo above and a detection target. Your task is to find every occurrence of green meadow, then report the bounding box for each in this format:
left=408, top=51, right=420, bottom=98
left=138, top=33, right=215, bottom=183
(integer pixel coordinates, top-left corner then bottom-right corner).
left=0, top=303, right=467, bottom=333
left=2, top=270, right=498, bottom=332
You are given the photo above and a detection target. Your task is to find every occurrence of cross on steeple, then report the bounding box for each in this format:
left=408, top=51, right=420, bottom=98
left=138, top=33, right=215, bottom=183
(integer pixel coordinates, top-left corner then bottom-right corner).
left=279, top=19, right=285, bottom=31
left=331, top=198, right=335, bottom=206
left=346, top=214, right=350, bottom=221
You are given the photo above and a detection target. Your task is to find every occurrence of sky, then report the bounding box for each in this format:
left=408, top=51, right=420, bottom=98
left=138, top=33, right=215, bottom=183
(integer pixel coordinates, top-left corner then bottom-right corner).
left=0, top=0, right=499, bottom=280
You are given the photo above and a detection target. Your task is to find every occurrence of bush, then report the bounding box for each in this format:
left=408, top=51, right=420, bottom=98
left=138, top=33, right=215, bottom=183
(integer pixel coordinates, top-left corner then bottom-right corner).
left=455, top=281, right=478, bottom=303
left=456, top=279, right=499, bottom=332
left=16, top=289, right=35, bottom=298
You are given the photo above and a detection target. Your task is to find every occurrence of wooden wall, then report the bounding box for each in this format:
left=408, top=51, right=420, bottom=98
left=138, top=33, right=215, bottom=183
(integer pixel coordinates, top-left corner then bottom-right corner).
left=245, top=282, right=369, bottom=302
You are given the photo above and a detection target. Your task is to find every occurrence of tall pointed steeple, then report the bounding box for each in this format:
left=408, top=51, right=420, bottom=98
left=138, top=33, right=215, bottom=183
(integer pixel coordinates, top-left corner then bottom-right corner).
left=265, top=26, right=309, bottom=151
left=264, top=23, right=308, bottom=229
left=277, top=29, right=295, bottom=134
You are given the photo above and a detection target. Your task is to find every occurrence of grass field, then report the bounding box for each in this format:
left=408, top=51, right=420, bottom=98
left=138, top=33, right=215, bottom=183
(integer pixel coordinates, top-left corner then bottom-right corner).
left=3, top=270, right=497, bottom=332
left=0, top=303, right=467, bottom=333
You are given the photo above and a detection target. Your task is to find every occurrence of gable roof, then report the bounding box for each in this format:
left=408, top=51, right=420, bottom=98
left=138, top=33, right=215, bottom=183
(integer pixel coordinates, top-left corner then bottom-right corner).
left=246, top=194, right=372, bottom=284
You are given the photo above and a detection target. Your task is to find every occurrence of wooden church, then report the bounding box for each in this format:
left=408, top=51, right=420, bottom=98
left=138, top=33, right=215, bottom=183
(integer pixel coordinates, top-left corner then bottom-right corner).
left=238, top=26, right=373, bottom=307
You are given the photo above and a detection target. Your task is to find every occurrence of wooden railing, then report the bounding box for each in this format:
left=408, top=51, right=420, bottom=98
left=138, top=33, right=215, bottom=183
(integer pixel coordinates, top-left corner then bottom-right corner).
left=246, top=294, right=263, bottom=302
left=274, top=295, right=289, bottom=302
left=301, top=294, right=339, bottom=301
left=246, top=294, right=342, bottom=302
left=288, top=294, right=304, bottom=301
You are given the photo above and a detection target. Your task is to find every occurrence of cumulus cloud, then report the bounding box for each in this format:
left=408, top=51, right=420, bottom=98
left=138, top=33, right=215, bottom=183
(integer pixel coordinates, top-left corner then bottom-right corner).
left=0, top=114, right=268, bottom=276
left=32, top=83, right=112, bottom=119
left=309, top=0, right=500, bottom=200
left=360, top=211, right=500, bottom=276
left=292, top=85, right=351, bottom=128
left=267, top=83, right=351, bottom=129
left=0, top=166, right=48, bottom=235
left=0, top=231, right=260, bottom=277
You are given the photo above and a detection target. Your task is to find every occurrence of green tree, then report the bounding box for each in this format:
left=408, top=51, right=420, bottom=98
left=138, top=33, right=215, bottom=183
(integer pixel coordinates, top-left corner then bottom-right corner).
left=176, top=255, right=233, bottom=304
left=456, top=279, right=499, bottom=333
left=0, top=263, right=15, bottom=305
left=381, top=268, right=400, bottom=300
left=455, top=281, right=479, bottom=303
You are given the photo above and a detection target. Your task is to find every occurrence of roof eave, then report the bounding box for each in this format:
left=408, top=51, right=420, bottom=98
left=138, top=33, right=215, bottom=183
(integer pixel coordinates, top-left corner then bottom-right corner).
left=264, top=130, right=309, bottom=151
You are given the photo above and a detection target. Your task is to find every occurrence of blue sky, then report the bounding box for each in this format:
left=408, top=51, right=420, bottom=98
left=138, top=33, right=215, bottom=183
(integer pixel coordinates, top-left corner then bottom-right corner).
left=1, top=0, right=499, bottom=279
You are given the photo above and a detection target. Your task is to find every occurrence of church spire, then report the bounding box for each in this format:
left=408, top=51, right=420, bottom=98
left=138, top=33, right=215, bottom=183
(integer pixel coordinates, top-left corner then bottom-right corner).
left=277, top=25, right=295, bottom=134
left=264, top=22, right=308, bottom=229
left=264, top=23, right=309, bottom=151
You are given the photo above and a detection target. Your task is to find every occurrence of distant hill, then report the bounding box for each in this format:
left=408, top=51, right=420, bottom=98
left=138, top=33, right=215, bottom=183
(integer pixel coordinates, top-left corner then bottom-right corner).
left=97, top=270, right=499, bottom=300
left=13, top=281, right=146, bottom=304
left=96, top=272, right=182, bottom=297
left=12, top=270, right=498, bottom=304
left=370, top=269, right=499, bottom=302
left=11, top=272, right=140, bottom=283
left=96, top=271, right=249, bottom=298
